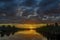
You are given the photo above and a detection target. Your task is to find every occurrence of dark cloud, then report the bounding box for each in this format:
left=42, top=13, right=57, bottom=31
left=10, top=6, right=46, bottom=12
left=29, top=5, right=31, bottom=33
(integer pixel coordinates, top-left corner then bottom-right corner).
left=39, top=0, right=57, bottom=6
left=37, top=0, right=60, bottom=15
left=21, top=0, right=36, bottom=7
left=0, top=0, right=60, bottom=18
left=0, top=0, right=17, bottom=17
left=0, top=0, right=13, bottom=2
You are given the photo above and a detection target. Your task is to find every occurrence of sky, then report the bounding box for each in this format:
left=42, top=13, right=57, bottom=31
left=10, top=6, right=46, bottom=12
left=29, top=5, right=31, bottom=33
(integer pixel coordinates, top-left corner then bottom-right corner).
left=0, top=0, right=60, bottom=23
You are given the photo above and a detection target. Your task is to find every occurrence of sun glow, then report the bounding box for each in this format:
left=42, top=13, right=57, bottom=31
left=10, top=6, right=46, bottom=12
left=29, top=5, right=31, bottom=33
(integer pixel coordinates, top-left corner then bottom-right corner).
left=0, top=24, right=46, bottom=28
left=0, top=24, right=46, bottom=36
left=16, top=24, right=46, bottom=28
left=16, top=24, right=38, bottom=34
left=16, top=24, right=46, bottom=35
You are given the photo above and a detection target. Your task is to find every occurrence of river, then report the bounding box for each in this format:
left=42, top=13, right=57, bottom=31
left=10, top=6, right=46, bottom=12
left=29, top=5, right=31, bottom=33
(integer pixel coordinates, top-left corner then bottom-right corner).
left=0, top=30, right=47, bottom=40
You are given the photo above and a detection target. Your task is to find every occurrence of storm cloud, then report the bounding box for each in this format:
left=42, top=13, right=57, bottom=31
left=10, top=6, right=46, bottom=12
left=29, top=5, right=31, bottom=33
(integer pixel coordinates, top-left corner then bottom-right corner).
left=0, top=0, right=60, bottom=18
left=0, top=0, right=17, bottom=17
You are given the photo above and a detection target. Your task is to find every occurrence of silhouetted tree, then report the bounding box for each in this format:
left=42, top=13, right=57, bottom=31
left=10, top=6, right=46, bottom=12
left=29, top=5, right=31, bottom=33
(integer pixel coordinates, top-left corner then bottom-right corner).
left=55, top=23, right=58, bottom=27
left=12, top=25, right=15, bottom=28
left=2, top=25, right=5, bottom=28
left=36, top=23, right=60, bottom=40
left=7, top=25, right=11, bottom=28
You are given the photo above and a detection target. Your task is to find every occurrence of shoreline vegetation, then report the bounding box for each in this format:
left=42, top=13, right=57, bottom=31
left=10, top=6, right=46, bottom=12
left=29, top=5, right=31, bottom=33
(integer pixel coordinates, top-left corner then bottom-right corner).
left=0, top=23, right=60, bottom=40
left=36, top=23, right=60, bottom=40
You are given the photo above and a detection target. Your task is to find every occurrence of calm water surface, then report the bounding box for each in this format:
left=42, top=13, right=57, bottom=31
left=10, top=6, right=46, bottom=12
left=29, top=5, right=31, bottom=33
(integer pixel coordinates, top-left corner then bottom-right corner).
left=0, top=30, right=47, bottom=40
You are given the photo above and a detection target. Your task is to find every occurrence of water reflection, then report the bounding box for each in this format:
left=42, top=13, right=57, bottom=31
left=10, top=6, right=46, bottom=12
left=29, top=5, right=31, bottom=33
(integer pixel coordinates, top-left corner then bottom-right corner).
left=0, top=24, right=48, bottom=40
left=0, top=23, right=60, bottom=40
left=0, top=29, right=47, bottom=40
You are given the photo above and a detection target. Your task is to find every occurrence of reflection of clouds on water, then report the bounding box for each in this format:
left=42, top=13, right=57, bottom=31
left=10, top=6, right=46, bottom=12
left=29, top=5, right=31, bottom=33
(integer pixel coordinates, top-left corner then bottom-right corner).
left=0, top=31, right=47, bottom=40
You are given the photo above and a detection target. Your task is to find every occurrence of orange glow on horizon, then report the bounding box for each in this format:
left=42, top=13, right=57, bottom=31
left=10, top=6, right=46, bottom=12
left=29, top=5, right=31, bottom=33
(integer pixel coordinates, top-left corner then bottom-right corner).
left=16, top=24, right=47, bottom=28
left=0, top=24, right=47, bottom=28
